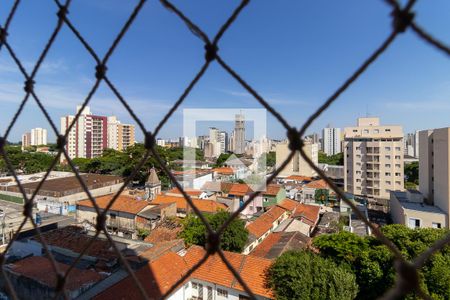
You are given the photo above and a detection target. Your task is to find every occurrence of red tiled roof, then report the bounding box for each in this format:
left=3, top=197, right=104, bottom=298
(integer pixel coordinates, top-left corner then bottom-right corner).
left=286, top=175, right=313, bottom=181
left=144, top=226, right=182, bottom=244
left=166, top=187, right=202, bottom=197
left=263, top=184, right=282, bottom=196
left=77, top=194, right=149, bottom=214
left=213, top=167, right=234, bottom=175
left=228, top=183, right=252, bottom=196
left=95, top=251, right=189, bottom=300
left=292, top=203, right=320, bottom=226
left=140, top=239, right=185, bottom=262
left=304, top=179, right=329, bottom=189
left=95, top=246, right=273, bottom=299
left=36, top=226, right=116, bottom=261
left=246, top=206, right=286, bottom=238
left=8, top=256, right=102, bottom=291
left=152, top=195, right=227, bottom=213
left=278, top=198, right=299, bottom=213
left=250, top=232, right=282, bottom=259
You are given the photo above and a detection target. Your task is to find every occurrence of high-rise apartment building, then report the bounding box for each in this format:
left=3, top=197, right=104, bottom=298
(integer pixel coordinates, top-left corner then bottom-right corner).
left=322, top=127, right=341, bottom=156
left=344, top=117, right=404, bottom=201
left=218, top=131, right=228, bottom=154
left=21, top=132, right=31, bottom=150
left=30, top=128, right=47, bottom=146
left=234, top=113, right=245, bottom=154
left=276, top=140, right=319, bottom=177
left=419, top=128, right=450, bottom=225
left=108, top=116, right=136, bottom=151
left=61, top=106, right=135, bottom=159
left=404, top=131, right=419, bottom=158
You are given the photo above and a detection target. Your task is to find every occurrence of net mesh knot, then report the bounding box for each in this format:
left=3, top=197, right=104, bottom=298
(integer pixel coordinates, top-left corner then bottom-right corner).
left=57, top=6, right=69, bottom=20
left=145, top=131, right=156, bottom=149
left=287, top=127, right=303, bottom=151
left=394, top=260, right=419, bottom=294
left=392, top=8, right=414, bottom=33
left=95, top=64, right=108, bottom=80
left=96, top=214, right=106, bottom=231
left=0, top=27, right=7, bottom=44
left=23, top=201, right=33, bottom=219
left=24, top=79, right=35, bottom=93
left=56, top=135, right=66, bottom=151
left=206, top=231, right=220, bottom=254
left=204, top=43, right=218, bottom=62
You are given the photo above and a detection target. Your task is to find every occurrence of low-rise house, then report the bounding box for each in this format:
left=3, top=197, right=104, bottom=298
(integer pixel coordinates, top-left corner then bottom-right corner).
left=250, top=231, right=311, bottom=259
left=77, top=194, right=151, bottom=239
left=227, top=183, right=264, bottom=216
left=152, top=194, right=227, bottom=217
left=390, top=190, right=447, bottom=229
left=262, top=184, right=286, bottom=209
left=281, top=175, right=312, bottom=185
left=4, top=256, right=103, bottom=300
left=243, top=206, right=289, bottom=254
left=94, top=245, right=273, bottom=300
left=173, top=170, right=213, bottom=190
left=165, top=187, right=203, bottom=198
left=136, top=202, right=177, bottom=230
left=213, top=166, right=236, bottom=181
left=302, top=179, right=330, bottom=203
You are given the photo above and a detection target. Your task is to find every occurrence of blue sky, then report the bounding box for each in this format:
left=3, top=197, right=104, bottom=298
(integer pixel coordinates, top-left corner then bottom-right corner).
left=0, top=0, right=449, bottom=143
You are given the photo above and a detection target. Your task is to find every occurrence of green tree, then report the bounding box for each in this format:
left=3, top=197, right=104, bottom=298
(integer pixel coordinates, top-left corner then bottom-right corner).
left=215, top=153, right=233, bottom=167
left=405, top=161, right=419, bottom=189
left=318, top=151, right=344, bottom=165
left=179, top=211, right=248, bottom=253
left=267, top=250, right=358, bottom=300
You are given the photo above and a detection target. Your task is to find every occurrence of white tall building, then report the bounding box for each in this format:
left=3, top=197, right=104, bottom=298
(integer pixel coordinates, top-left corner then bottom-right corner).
left=322, top=127, right=341, bottom=156
left=344, top=117, right=404, bottom=201
left=218, top=131, right=228, bottom=154
left=30, top=128, right=47, bottom=146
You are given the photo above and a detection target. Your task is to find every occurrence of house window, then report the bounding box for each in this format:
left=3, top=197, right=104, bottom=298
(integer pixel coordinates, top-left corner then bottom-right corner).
left=385, top=129, right=391, bottom=132
left=432, top=222, right=441, bottom=229
left=192, top=282, right=198, bottom=290
left=239, top=295, right=251, bottom=300
left=395, top=181, right=401, bottom=185
left=385, top=172, right=391, bottom=176
left=207, top=286, right=213, bottom=300
left=385, top=155, right=391, bottom=159
left=374, top=129, right=379, bottom=133
left=353, top=129, right=358, bottom=133
left=408, top=218, right=421, bottom=229
left=385, top=147, right=391, bottom=151
left=395, top=155, right=401, bottom=159
left=386, top=181, right=391, bottom=185
left=258, top=238, right=262, bottom=243
left=217, top=288, right=228, bottom=298
left=395, top=173, right=401, bottom=176
left=363, top=129, right=369, bottom=134
left=395, top=147, right=401, bottom=151
left=385, top=164, right=391, bottom=168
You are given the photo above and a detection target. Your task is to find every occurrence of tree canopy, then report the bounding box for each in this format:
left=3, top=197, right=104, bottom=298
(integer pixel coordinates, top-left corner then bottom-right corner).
left=179, top=211, right=248, bottom=253
left=313, top=225, right=450, bottom=300
left=267, top=250, right=358, bottom=300
left=318, top=151, right=343, bottom=165
left=405, top=161, right=419, bottom=189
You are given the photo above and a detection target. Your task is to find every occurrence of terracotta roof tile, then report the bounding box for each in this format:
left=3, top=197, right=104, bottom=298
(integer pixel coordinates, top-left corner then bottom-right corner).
left=246, top=206, right=286, bottom=238
left=152, top=195, right=227, bottom=213
left=278, top=198, right=299, bottom=213
left=263, top=184, right=282, bottom=196
left=94, top=252, right=189, bottom=300
left=95, top=246, right=273, bottom=299
left=286, top=175, right=313, bottom=181
left=228, top=183, right=252, bottom=196
left=292, top=203, right=320, bottom=226
left=213, top=167, right=234, bottom=175
left=77, top=194, right=149, bottom=214
left=250, top=232, right=282, bottom=258
left=166, top=187, right=202, bottom=197
left=144, top=226, right=182, bottom=244
left=304, top=179, right=329, bottom=189
left=8, top=256, right=102, bottom=291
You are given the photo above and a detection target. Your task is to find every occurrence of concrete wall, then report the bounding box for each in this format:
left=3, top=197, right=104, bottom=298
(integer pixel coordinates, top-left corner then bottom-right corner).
left=419, top=130, right=434, bottom=204
left=276, top=142, right=318, bottom=177
left=432, top=128, right=450, bottom=226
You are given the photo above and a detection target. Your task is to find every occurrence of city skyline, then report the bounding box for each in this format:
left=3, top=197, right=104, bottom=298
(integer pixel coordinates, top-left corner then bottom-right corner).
left=1, top=0, right=450, bottom=143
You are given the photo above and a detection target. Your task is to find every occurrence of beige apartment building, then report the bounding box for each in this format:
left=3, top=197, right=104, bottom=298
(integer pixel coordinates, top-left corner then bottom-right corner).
left=419, top=127, right=450, bottom=226
left=276, top=140, right=319, bottom=177
left=344, top=117, right=404, bottom=201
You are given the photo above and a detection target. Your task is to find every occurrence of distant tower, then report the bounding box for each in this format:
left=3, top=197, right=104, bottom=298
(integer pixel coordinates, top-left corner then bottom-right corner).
left=234, top=113, right=245, bottom=154
left=145, top=168, right=161, bottom=201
